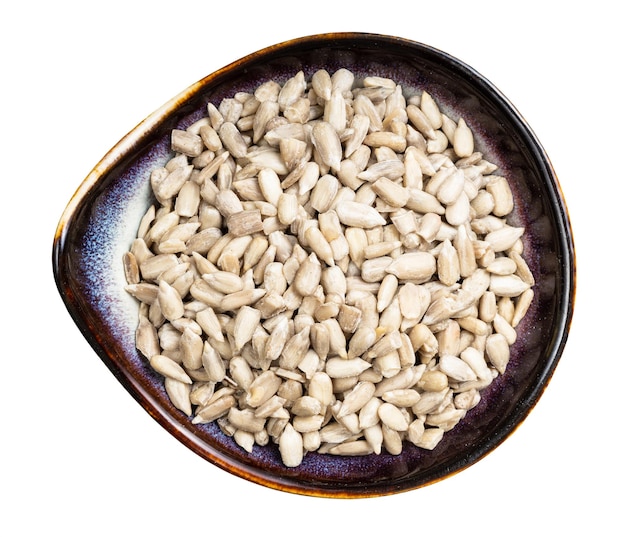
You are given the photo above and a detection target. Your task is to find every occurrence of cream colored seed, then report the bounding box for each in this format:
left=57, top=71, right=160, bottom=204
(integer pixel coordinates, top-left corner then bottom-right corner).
left=509, top=250, right=536, bottom=286
left=219, top=288, right=266, bottom=311
left=368, top=330, right=402, bottom=359
left=436, top=168, right=465, bottom=205
left=420, top=91, right=442, bottom=129
left=406, top=188, right=445, bottom=215
left=154, top=165, right=194, bottom=202
left=337, top=304, right=362, bottom=333
left=361, top=257, right=393, bottom=282
left=246, top=371, right=283, bottom=408
left=385, top=252, right=436, bottom=282
left=175, top=181, right=201, bottom=218
left=219, top=121, right=248, bottom=158
left=377, top=274, right=398, bottom=313
left=358, top=159, right=405, bottom=183
left=485, top=333, right=510, bottom=374
left=415, top=427, right=445, bottom=450
left=493, top=313, right=518, bottom=345
left=171, top=129, right=203, bottom=157
left=264, top=316, right=291, bottom=363
left=279, top=137, right=308, bottom=171
left=228, top=407, right=266, bottom=433
left=242, top=236, right=269, bottom=272
left=397, top=333, right=417, bottom=368
left=188, top=383, right=217, bottom=408
left=412, top=389, right=447, bottom=415
left=407, top=104, right=436, bottom=140
left=226, top=209, right=263, bottom=237
left=310, top=174, right=340, bottom=213
left=370, top=177, right=409, bottom=208
left=139, top=253, right=179, bottom=281
left=195, top=306, right=224, bottom=342
left=311, top=69, right=332, bottom=100
left=249, top=151, right=289, bottom=176
left=201, top=341, right=226, bottom=382
left=445, top=191, right=471, bottom=226
left=485, top=225, right=525, bottom=252
left=489, top=274, right=531, bottom=297
left=233, top=306, right=261, bottom=351
left=439, top=354, right=478, bottom=382
left=304, top=226, right=335, bottom=267
left=229, top=356, right=255, bottom=392
left=511, top=288, right=534, bottom=328
left=311, top=120, right=342, bottom=172
left=202, top=270, right=243, bottom=294
left=127, top=283, right=159, bottom=308
left=381, top=424, right=403, bottom=455
left=135, top=314, right=160, bottom=358
left=279, top=327, right=311, bottom=370
left=293, top=414, right=325, bottom=434
left=149, top=355, right=192, bottom=384
left=378, top=402, right=409, bottom=431
left=453, top=118, right=474, bottom=157
left=419, top=370, right=449, bottom=392
left=254, top=395, right=286, bottom=419
left=437, top=238, right=461, bottom=286
left=293, top=253, right=322, bottom=296
left=336, top=201, right=387, bottom=228
left=345, top=227, right=368, bottom=266
left=276, top=193, right=298, bottom=225
left=257, top=167, right=282, bottom=206
left=487, top=256, right=518, bottom=275
left=457, top=315, right=489, bottom=336
left=454, top=224, right=478, bottom=278
left=263, top=262, right=287, bottom=295
left=364, top=240, right=403, bottom=260
left=192, top=395, right=236, bottom=424
left=382, top=389, right=421, bottom=407
left=320, top=265, right=347, bottom=301
left=486, top=175, right=514, bottom=217
left=407, top=418, right=425, bottom=445
left=460, top=346, right=492, bottom=381
left=321, top=318, right=346, bottom=359
left=326, top=440, right=374, bottom=457
left=180, top=327, right=203, bottom=371
left=326, top=357, right=372, bottom=378
left=279, top=424, right=304, bottom=467
left=164, top=378, right=192, bottom=416
left=324, top=89, right=347, bottom=132
left=278, top=71, right=306, bottom=111
left=337, top=381, right=376, bottom=419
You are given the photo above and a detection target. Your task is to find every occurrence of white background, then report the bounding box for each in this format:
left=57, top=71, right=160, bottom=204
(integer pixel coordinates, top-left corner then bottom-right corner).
left=2, top=1, right=622, bottom=535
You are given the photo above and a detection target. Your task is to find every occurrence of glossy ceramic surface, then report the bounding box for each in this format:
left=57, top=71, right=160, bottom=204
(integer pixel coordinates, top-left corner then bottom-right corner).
left=52, top=32, right=575, bottom=497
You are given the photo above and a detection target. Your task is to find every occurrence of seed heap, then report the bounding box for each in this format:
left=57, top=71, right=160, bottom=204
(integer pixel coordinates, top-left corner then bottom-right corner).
left=123, top=68, right=534, bottom=467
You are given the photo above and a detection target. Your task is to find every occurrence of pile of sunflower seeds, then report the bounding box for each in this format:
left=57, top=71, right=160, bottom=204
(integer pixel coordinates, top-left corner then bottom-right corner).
left=123, top=68, right=534, bottom=467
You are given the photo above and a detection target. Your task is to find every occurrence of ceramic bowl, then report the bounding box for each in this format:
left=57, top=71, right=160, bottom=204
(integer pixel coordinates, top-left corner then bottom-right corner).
left=52, top=32, right=575, bottom=498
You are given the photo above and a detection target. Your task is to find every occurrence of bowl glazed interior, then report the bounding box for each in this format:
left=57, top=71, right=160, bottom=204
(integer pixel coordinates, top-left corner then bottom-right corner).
left=52, top=32, right=575, bottom=497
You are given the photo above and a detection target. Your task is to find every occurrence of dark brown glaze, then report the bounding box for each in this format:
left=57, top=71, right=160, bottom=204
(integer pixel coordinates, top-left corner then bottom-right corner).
left=52, top=33, right=575, bottom=498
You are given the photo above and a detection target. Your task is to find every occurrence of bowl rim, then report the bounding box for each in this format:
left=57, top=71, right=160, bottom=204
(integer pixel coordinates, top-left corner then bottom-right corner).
left=52, top=31, right=576, bottom=498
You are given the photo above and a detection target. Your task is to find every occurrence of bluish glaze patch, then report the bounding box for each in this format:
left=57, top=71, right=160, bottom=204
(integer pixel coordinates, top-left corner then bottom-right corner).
left=78, top=141, right=170, bottom=366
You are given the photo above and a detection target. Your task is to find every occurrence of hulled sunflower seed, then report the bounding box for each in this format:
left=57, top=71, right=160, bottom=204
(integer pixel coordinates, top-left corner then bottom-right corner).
left=485, top=333, right=510, bottom=374
left=149, top=355, right=192, bottom=384
left=336, top=201, right=387, bottom=228
left=311, top=120, right=342, bottom=172
left=385, top=252, right=437, bottom=282
left=453, top=118, right=474, bottom=158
